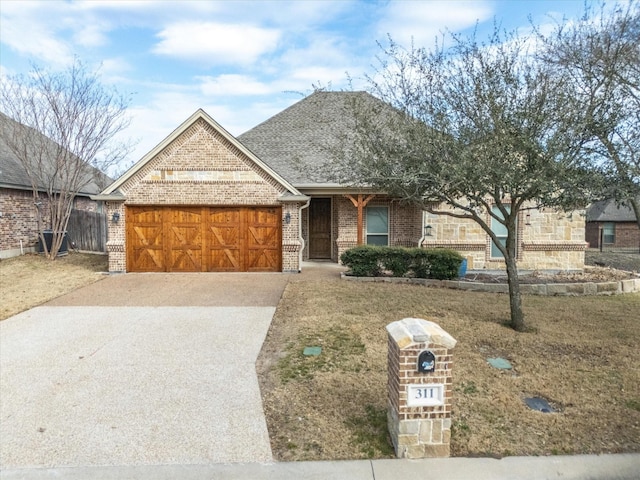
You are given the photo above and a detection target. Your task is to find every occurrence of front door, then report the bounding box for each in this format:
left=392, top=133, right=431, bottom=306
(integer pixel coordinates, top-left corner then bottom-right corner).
left=309, top=198, right=332, bottom=259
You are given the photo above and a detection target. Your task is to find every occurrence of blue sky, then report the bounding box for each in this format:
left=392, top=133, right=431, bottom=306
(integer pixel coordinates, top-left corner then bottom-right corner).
left=0, top=0, right=589, bottom=166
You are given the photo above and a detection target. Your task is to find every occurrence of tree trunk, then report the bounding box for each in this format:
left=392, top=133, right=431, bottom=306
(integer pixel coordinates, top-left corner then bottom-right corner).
left=504, top=253, right=525, bottom=331
left=629, top=198, right=640, bottom=253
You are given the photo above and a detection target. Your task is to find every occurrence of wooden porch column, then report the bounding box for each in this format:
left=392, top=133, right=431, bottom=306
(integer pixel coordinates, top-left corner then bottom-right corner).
left=344, top=194, right=376, bottom=245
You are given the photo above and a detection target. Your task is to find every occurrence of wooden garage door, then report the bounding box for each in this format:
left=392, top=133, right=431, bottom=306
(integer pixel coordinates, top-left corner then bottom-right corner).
left=127, top=206, right=281, bottom=272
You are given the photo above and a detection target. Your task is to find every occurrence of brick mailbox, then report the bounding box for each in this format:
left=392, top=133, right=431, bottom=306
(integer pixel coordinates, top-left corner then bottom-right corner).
left=386, top=318, right=457, bottom=458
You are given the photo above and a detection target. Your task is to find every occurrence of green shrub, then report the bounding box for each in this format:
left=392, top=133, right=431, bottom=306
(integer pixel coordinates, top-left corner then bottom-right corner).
left=340, top=245, right=383, bottom=277
left=410, top=249, right=431, bottom=278
left=425, top=248, right=464, bottom=280
left=341, top=245, right=463, bottom=280
left=381, top=247, right=412, bottom=277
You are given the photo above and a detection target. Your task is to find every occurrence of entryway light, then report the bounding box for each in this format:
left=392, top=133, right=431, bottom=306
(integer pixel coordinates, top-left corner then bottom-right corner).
left=111, top=212, right=120, bottom=223
left=424, top=225, right=432, bottom=236
left=284, top=212, right=291, bottom=224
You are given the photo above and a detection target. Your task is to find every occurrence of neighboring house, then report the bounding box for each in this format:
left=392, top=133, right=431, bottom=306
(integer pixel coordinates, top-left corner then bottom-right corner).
left=586, top=198, right=639, bottom=250
left=0, top=112, right=109, bottom=258
left=97, top=92, right=586, bottom=273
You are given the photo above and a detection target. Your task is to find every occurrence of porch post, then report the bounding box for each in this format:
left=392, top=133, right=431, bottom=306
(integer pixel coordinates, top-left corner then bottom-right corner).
left=344, top=194, right=376, bottom=245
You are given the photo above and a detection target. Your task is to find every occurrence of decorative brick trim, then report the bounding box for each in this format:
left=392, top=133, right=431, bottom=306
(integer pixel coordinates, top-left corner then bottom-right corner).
left=282, top=243, right=301, bottom=252
left=106, top=243, right=124, bottom=252
left=522, top=242, right=587, bottom=252
left=422, top=242, right=486, bottom=250
left=141, top=180, right=264, bottom=184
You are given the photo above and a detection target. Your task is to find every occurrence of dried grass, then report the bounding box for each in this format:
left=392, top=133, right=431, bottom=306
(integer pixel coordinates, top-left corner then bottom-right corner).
left=0, top=252, right=108, bottom=320
left=257, top=277, right=640, bottom=460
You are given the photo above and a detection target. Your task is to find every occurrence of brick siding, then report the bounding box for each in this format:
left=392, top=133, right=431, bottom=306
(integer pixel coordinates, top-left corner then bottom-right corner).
left=107, top=118, right=302, bottom=272
left=586, top=221, right=640, bottom=249
left=1, top=188, right=98, bottom=257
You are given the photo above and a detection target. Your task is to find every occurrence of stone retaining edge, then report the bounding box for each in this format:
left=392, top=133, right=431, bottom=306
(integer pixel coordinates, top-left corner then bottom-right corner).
left=340, top=273, right=640, bottom=296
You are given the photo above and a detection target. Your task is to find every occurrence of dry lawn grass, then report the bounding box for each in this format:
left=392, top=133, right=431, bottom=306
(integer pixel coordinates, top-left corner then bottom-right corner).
left=0, top=253, right=108, bottom=320
left=257, top=277, right=640, bottom=461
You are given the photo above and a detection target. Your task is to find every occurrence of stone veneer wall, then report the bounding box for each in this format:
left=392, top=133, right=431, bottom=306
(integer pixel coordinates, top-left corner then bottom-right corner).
left=106, top=118, right=301, bottom=272
left=422, top=205, right=586, bottom=271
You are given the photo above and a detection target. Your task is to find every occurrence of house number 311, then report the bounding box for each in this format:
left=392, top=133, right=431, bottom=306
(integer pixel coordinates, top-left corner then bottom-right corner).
left=407, top=384, right=444, bottom=407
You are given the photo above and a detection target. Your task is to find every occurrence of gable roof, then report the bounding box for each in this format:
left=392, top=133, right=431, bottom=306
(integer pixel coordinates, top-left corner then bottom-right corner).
left=587, top=198, right=638, bottom=222
left=102, top=108, right=302, bottom=197
left=0, top=112, right=110, bottom=195
left=238, top=91, right=384, bottom=188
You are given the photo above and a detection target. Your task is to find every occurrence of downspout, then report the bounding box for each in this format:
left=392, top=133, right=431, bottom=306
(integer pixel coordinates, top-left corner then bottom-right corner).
left=418, top=210, right=426, bottom=248
left=298, top=198, right=311, bottom=272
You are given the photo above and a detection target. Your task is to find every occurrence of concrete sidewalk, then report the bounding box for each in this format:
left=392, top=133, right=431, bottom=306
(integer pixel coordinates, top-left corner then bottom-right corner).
left=1, top=454, right=638, bottom=479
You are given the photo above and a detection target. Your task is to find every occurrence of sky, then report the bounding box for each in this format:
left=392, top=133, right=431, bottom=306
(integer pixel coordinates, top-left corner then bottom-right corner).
left=0, top=0, right=590, bottom=168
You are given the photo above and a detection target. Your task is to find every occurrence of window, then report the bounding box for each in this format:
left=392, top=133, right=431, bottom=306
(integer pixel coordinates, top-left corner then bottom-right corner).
left=490, top=205, right=511, bottom=258
left=366, top=206, right=388, bottom=246
left=602, top=223, right=615, bottom=244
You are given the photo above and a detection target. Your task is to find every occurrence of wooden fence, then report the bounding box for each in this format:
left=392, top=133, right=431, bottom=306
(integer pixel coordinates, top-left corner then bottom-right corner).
left=66, top=209, right=107, bottom=253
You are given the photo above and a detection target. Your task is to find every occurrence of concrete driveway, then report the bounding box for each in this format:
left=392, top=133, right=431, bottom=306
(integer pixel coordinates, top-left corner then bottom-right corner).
left=0, top=273, right=290, bottom=469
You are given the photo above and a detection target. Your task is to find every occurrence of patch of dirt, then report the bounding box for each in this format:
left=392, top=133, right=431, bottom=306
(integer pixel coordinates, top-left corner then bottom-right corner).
left=258, top=274, right=640, bottom=460
left=0, top=252, right=108, bottom=320
left=585, top=250, right=640, bottom=273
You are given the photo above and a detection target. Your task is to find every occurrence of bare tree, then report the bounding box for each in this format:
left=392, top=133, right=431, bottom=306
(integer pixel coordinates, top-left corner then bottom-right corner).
left=0, top=60, right=133, bottom=258
left=331, top=28, right=593, bottom=331
left=541, top=1, right=640, bottom=232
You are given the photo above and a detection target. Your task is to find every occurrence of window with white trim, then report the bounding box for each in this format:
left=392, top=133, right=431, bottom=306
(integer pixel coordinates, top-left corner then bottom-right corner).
left=366, top=206, right=389, bottom=246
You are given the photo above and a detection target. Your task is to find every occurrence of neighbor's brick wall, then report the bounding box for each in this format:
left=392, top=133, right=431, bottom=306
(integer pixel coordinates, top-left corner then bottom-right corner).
left=0, top=189, right=40, bottom=253
left=586, top=221, right=640, bottom=249
left=422, top=204, right=586, bottom=271
left=0, top=188, right=97, bottom=257
left=108, top=118, right=301, bottom=272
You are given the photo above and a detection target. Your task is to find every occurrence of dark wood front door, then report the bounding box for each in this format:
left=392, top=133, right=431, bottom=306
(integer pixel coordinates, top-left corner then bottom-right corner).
left=127, top=206, right=281, bottom=272
left=309, top=198, right=332, bottom=259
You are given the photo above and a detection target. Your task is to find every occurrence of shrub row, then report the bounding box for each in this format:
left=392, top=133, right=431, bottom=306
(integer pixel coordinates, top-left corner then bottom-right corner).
left=340, top=245, right=464, bottom=280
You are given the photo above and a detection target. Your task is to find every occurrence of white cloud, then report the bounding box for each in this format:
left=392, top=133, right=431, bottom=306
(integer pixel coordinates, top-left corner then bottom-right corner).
left=152, top=21, right=281, bottom=65
left=377, top=0, right=494, bottom=48
left=0, top=2, right=74, bottom=66
left=198, top=75, right=272, bottom=96
left=72, top=24, right=110, bottom=48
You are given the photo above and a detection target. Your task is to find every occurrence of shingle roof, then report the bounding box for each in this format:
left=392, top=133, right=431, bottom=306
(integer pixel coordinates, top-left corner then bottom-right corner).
left=238, top=91, right=383, bottom=186
left=0, top=111, right=110, bottom=195
left=587, top=198, right=638, bottom=222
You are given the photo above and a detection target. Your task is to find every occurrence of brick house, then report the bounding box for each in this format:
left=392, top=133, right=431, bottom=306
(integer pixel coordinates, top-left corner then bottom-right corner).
left=98, top=92, right=586, bottom=273
left=0, top=112, right=107, bottom=258
left=586, top=198, right=639, bottom=250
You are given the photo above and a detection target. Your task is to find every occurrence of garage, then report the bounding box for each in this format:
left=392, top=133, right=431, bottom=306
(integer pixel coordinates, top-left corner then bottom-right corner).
left=127, top=205, right=282, bottom=272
